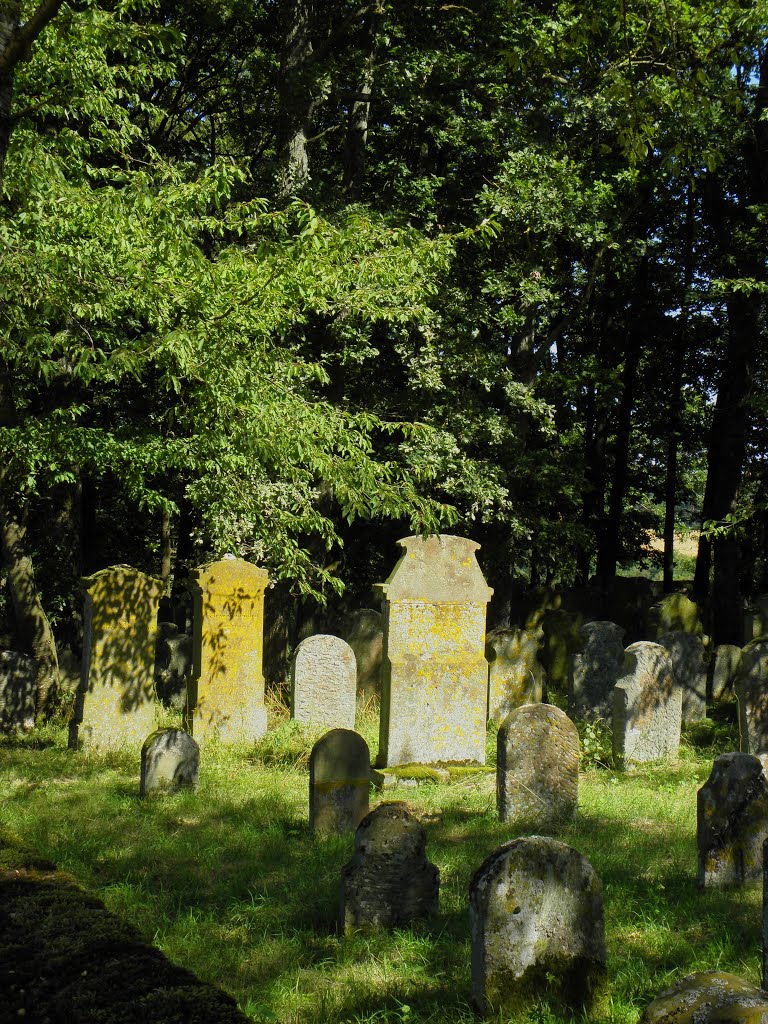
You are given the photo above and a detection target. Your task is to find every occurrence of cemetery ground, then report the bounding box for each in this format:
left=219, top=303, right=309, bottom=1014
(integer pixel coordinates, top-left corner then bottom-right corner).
left=0, top=696, right=758, bottom=1024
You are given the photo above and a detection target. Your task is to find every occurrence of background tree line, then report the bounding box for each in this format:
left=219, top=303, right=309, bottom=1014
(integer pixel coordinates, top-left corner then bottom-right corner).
left=0, top=0, right=766, bottom=717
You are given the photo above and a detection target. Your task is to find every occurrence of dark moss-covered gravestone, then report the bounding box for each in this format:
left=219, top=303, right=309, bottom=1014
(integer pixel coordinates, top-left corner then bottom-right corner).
left=497, top=703, right=578, bottom=828
left=657, top=631, right=708, bottom=724
left=309, top=728, right=370, bottom=837
left=641, top=972, right=768, bottom=1024
left=647, top=592, right=702, bottom=639
left=486, top=626, right=545, bottom=723
left=712, top=643, right=741, bottom=701
left=0, top=831, right=250, bottom=1024
left=140, top=727, right=200, bottom=796
left=340, top=608, right=384, bottom=702
left=567, top=620, right=625, bottom=721
left=736, top=640, right=768, bottom=754
left=469, top=836, right=606, bottom=1017
left=339, top=803, right=439, bottom=933
left=697, top=752, right=768, bottom=887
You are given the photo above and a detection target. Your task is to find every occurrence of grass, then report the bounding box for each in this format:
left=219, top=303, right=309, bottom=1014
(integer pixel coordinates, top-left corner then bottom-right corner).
left=0, top=696, right=758, bottom=1024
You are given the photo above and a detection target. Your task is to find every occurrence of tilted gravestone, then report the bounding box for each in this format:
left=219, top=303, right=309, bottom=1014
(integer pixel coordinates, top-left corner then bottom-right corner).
left=184, top=557, right=268, bottom=746
left=340, top=609, right=383, bottom=702
left=697, top=752, right=768, bottom=888
left=0, top=651, right=37, bottom=733
left=340, top=802, right=439, bottom=933
left=68, top=565, right=164, bottom=752
left=567, top=620, right=625, bottom=721
left=486, top=626, right=545, bottom=723
left=712, top=643, right=741, bottom=701
left=612, top=642, right=682, bottom=766
left=309, top=728, right=370, bottom=837
left=736, top=640, right=768, bottom=755
left=470, top=836, right=606, bottom=1016
left=291, top=634, right=357, bottom=731
left=647, top=592, right=702, bottom=639
left=376, top=534, right=492, bottom=767
left=657, top=631, right=708, bottom=724
left=497, top=703, right=578, bottom=828
left=140, top=728, right=200, bottom=796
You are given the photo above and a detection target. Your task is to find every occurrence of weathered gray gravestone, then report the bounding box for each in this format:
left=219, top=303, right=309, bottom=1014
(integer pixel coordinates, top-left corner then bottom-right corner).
left=340, top=609, right=383, bottom=701
left=486, top=627, right=545, bottom=722
left=612, top=642, right=682, bottom=766
left=376, top=534, right=492, bottom=767
left=497, top=703, right=578, bottom=828
left=657, top=630, right=708, bottom=724
left=470, top=836, right=606, bottom=1016
left=140, top=728, right=200, bottom=796
left=711, top=643, right=741, bottom=701
left=736, top=640, right=768, bottom=755
left=0, top=651, right=37, bottom=733
left=567, top=621, right=625, bottom=721
left=697, top=752, right=768, bottom=888
left=339, top=803, right=439, bottom=933
left=309, top=729, right=370, bottom=837
left=291, top=634, right=357, bottom=731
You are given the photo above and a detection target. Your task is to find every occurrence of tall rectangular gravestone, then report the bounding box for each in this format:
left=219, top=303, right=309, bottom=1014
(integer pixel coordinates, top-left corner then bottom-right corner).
left=69, top=565, right=164, bottom=751
left=376, top=535, right=492, bottom=767
left=184, top=557, right=268, bottom=745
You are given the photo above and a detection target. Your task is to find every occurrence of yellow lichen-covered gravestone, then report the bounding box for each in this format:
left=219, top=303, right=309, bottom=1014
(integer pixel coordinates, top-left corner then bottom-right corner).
left=68, top=566, right=164, bottom=751
left=376, top=535, right=493, bottom=767
left=184, top=557, right=269, bottom=745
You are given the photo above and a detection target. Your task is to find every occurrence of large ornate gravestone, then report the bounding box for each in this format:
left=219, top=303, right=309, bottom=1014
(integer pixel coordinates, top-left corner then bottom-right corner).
left=69, top=565, right=163, bottom=751
left=184, top=557, right=268, bottom=745
left=375, top=535, right=492, bottom=767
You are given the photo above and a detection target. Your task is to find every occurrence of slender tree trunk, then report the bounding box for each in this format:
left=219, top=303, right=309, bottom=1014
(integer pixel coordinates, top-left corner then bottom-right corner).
left=343, top=6, right=382, bottom=200
left=277, top=0, right=315, bottom=199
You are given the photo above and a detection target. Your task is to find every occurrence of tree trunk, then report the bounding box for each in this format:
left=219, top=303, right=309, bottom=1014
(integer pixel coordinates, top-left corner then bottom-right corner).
left=277, top=0, right=315, bottom=199
left=343, top=6, right=382, bottom=200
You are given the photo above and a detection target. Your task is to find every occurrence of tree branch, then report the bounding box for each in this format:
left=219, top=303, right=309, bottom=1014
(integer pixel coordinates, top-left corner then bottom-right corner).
left=0, top=0, right=66, bottom=76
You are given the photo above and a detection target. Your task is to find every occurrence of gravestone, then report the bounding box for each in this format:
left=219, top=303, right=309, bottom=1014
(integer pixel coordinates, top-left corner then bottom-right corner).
left=486, top=627, right=545, bottom=723
left=647, top=592, right=702, bottom=639
left=540, top=609, right=584, bottom=699
left=641, top=973, right=768, bottom=1024
left=340, top=802, right=439, bottom=932
left=470, top=836, right=606, bottom=1016
left=697, top=752, right=768, bottom=887
left=657, top=631, right=708, bottom=723
left=155, top=624, right=193, bottom=710
left=140, top=728, right=200, bottom=796
left=736, top=640, right=768, bottom=755
left=497, top=703, right=579, bottom=828
left=568, top=621, right=625, bottom=721
left=340, top=609, right=383, bottom=701
left=521, top=587, right=561, bottom=630
left=68, top=565, right=164, bottom=752
left=0, top=651, right=37, bottom=733
left=712, top=644, right=741, bottom=701
left=184, top=557, right=269, bottom=745
left=309, top=729, right=370, bottom=837
left=291, top=634, right=357, bottom=731
left=376, top=534, right=492, bottom=767
left=744, top=595, right=768, bottom=645
left=612, top=641, right=682, bottom=766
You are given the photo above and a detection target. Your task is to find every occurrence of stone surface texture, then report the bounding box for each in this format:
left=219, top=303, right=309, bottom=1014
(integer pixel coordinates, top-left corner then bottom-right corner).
left=640, top=972, right=768, bottom=1024
left=340, top=802, right=439, bottom=932
left=470, top=836, right=606, bottom=1016
left=568, top=620, right=625, bottom=721
left=376, top=535, right=492, bottom=767
left=184, top=557, right=268, bottom=745
left=497, top=703, right=579, bottom=828
left=737, top=640, right=768, bottom=755
left=647, top=592, right=702, bottom=639
left=712, top=644, right=742, bottom=701
left=291, top=634, right=357, bottom=731
left=540, top=609, right=584, bottom=698
left=0, top=651, right=37, bottom=733
left=697, top=752, right=768, bottom=887
left=612, top=642, right=682, bottom=765
left=155, top=624, right=193, bottom=709
left=340, top=609, right=384, bottom=700
left=657, top=630, right=708, bottom=724
left=486, top=627, right=545, bottom=722
left=140, top=728, right=200, bottom=796
left=69, top=565, right=164, bottom=751
left=309, top=728, right=370, bottom=837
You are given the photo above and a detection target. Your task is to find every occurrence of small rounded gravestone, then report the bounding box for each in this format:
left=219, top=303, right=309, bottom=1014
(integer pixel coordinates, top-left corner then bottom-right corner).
left=340, top=803, right=439, bottom=933
left=140, top=728, right=199, bottom=796
left=469, top=836, right=606, bottom=1016
left=309, top=728, right=370, bottom=837
left=291, top=634, right=357, bottom=731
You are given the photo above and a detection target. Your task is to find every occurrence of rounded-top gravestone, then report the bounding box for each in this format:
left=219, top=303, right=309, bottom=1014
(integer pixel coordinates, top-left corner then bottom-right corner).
left=309, top=728, right=370, bottom=837
left=140, top=728, right=200, bottom=796
left=697, top=752, right=768, bottom=888
left=291, top=634, right=357, bottom=731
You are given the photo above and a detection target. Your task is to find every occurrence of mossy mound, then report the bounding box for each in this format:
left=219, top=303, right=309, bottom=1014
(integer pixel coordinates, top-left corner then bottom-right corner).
left=0, top=830, right=249, bottom=1024
left=641, top=971, right=768, bottom=1024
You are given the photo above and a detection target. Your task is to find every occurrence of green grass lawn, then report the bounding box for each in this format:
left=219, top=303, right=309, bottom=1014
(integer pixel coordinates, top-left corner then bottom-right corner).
left=0, top=699, right=758, bottom=1024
